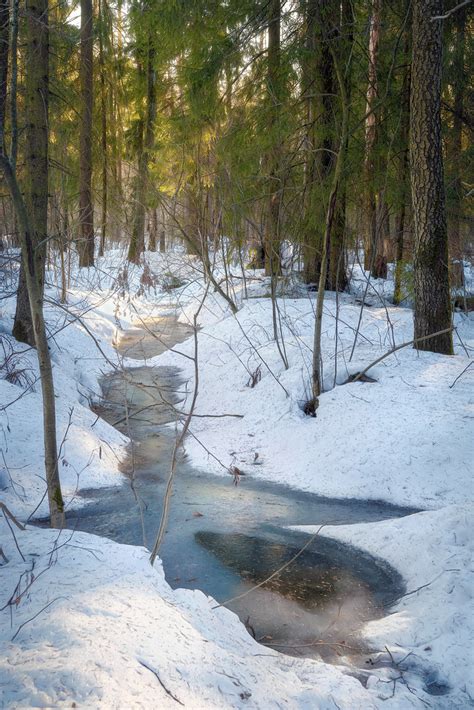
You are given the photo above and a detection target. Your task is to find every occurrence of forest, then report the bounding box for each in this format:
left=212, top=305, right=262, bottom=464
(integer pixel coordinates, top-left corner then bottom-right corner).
left=0, top=0, right=473, bottom=708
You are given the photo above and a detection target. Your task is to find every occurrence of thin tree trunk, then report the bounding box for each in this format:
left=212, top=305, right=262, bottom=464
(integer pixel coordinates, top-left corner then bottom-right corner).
left=312, top=43, right=350, bottom=401
left=148, top=208, right=157, bottom=251
left=301, top=0, right=335, bottom=286
left=0, top=0, right=64, bottom=527
left=264, top=0, right=282, bottom=277
left=78, top=0, right=94, bottom=267
left=98, top=0, right=107, bottom=258
left=410, top=0, right=453, bottom=355
left=13, top=0, right=49, bottom=344
left=128, top=35, right=157, bottom=263
left=363, top=0, right=382, bottom=275
left=326, top=0, right=352, bottom=293
left=301, top=0, right=319, bottom=284
left=393, top=32, right=411, bottom=305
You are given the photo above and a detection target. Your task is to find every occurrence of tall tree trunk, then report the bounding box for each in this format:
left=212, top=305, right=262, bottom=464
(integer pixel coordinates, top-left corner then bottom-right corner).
left=393, top=29, right=411, bottom=305
left=312, top=42, right=350, bottom=401
left=9, top=0, right=18, bottom=171
left=128, top=36, right=157, bottom=263
left=264, top=0, right=282, bottom=277
left=411, top=0, right=453, bottom=355
left=301, top=0, right=334, bottom=285
left=13, top=0, right=49, bottom=344
left=363, top=0, right=382, bottom=276
left=78, top=0, right=94, bottom=267
left=98, top=0, right=107, bottom=258
left=301, top=0, right=319, bottom=285
left=0, top=0, right=64, bottom=527
left=447, top=5, right=466, bottom=264
left=326, top=0, right=352, bottom=293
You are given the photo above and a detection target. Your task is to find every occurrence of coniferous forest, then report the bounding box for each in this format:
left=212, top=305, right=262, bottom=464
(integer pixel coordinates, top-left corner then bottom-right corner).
left=0, top=1, right=473, bottom=708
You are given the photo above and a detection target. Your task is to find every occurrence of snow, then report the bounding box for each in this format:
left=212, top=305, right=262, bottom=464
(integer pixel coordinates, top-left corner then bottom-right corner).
left=158, top=282, right=474, bottom=510
left=1, top=247, right=473, bottom=708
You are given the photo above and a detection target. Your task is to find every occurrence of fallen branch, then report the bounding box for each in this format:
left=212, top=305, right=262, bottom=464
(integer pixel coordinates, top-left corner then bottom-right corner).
left=351, top=327, right=454, bottom=383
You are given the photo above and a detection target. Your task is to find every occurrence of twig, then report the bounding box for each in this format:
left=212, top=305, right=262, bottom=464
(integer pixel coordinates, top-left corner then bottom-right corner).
left=138, top=660, right=184, bottom=705
left=212, top=525, right=327, bottom=609
left=11, top=596, right=67, bottom=641
left=149, top=284, right=210, bottom=565
left=432, top=0, right=472, bottom=21
left=449, top=361, right=473, bottom=388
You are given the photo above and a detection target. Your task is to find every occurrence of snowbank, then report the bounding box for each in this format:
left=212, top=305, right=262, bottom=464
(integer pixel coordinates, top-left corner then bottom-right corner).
left=156, top=287, right=474, bottom=510
left=293, top=504, right=474, bottom=706
left=1, top=523, right=402, bottom=709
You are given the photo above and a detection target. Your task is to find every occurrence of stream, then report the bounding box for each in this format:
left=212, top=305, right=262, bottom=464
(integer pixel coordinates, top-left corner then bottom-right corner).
left=68, top=313, right=417, bottom=663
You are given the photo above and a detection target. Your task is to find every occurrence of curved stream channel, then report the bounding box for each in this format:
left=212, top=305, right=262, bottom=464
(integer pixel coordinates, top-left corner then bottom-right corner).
left=70, top=314, right=417, bottom=664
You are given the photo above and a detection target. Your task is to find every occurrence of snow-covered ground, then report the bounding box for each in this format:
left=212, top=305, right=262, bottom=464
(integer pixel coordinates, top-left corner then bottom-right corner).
left=1, top=248, right=473, bottom=708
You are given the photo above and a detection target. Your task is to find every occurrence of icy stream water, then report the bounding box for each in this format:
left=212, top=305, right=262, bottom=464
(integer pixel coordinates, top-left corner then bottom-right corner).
left=70, top=315, right=417, bottom=662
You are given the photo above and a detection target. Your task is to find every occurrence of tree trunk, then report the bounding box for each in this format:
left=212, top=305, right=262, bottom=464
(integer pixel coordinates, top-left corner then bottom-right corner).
left=13, top=0, right=49, bottom=345
left=9, top=0, right=19, bottom=171
left=312, top=44, right=349, bottom=401
left=301, top=0, right=334, bottom=286
left=363, top=0, right=382, bottom=276
left=301, top=0, right=319, bottom=285
left=410, top=0, right=453, bottom=355
left=0, top=0, right=64, bottom=527
left=264, top=0, right=282, bottom=277
left=128, top=36, right=157, bottom=263
left=78, top=0, right=94, bottom=267
left=447, top=5, right=466, bottom=263
left=326, top=0, right=352, bottom=293
left=393, top=30, right=411, bottom=305
left=98, top=0, right=107, bottom=258
left=148, top=208, right=157, bottom=251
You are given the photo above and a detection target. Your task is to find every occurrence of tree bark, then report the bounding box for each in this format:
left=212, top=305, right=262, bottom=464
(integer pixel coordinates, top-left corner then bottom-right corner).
left=78, top=0, right=94, bottom=267
left=12, top=0, right=49, bottom=345
left=410, top=0, right=453, bottom=355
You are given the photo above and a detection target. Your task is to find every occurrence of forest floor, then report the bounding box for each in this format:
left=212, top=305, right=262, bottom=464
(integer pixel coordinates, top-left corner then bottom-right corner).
left=0, top=248, right=473, bottom=708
